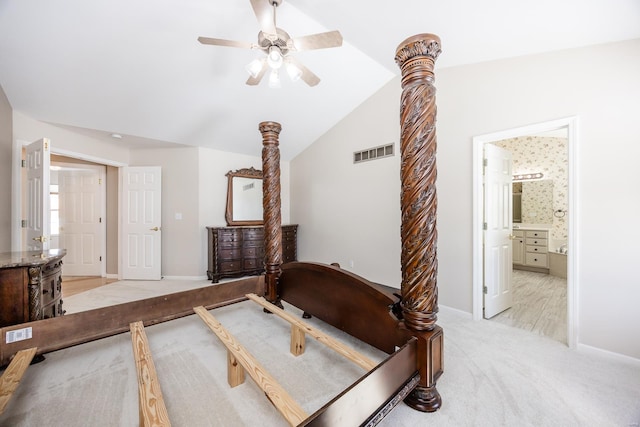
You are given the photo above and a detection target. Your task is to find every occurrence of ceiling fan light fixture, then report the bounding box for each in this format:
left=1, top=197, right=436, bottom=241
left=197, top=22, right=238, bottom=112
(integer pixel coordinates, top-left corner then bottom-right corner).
left=268, top=68, right=281, bottom=88
left=285, top=61, right=302, bottom=82
left=267, top=46, right=283, bottom=69
left=245, top=58, right=263, bottom=78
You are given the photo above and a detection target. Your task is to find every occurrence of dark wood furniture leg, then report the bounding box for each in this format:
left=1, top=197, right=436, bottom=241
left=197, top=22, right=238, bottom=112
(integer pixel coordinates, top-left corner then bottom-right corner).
left=395, top=33, right=444, bottom=412
left=260, top=121, right=283, bottom=306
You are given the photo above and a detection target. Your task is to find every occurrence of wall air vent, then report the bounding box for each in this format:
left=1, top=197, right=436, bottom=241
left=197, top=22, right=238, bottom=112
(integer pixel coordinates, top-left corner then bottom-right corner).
left=353, top=143, right=395, bottom=164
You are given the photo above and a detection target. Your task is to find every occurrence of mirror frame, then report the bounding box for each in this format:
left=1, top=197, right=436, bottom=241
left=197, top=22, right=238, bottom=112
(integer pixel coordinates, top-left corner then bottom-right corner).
left=225, top=167, right=263, bottom=226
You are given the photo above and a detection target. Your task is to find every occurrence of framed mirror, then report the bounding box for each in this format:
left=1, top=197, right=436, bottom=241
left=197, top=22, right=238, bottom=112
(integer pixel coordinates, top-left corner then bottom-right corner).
left=225, top=167, right=263, bottom=226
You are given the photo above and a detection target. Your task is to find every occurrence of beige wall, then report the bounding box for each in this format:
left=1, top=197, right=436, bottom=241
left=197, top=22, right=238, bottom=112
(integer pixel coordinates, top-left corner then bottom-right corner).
left=197, top=146, right=291, bottom=279
left=0, top=84, right=12, bottom=252
left=106, top=166, right=118, bottom=275
left=13, top=112, right=130, bottom=165
left=130, top=147, right=202, bottom=277
left=290, top=39, right=640, bottom=359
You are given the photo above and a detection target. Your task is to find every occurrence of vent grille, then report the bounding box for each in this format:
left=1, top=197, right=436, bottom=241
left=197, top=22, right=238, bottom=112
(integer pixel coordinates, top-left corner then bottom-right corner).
left=353, top=143, right=394, bottom=164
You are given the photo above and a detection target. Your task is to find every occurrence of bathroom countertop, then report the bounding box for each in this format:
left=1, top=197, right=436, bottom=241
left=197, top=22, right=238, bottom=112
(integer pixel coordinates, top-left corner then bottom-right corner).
left=512, top=224, right=551, bottom=230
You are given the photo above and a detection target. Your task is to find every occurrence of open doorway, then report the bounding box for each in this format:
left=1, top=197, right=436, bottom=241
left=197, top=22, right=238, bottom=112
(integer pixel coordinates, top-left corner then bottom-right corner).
left=12, top=141, right=122, bottom=284
left=472, top=117, right=578, bottom=348
left=50, top=159, right=106, bottom=277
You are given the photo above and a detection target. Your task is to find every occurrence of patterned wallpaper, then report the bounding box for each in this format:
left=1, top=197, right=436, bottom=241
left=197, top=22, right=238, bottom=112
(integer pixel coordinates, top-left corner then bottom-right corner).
left=522, top=179, right=553, bottom=224
left=492, top=136, right=568, bottom=241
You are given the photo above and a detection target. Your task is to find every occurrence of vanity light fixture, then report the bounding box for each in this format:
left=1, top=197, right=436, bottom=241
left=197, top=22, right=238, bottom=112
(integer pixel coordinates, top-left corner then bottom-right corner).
left=513, top=172, right=544, bottom=181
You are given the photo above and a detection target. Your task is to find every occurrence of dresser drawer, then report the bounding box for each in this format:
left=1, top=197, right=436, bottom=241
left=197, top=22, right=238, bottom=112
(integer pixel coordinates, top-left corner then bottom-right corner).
left=218, top=230, right=242, bottom=244
left=41, top=274, right=58, bottom=306
left=282, top=227, right=297, bottom=238
left=525, top=252, right=548, bottom=267
left=243, top=258, right=263, bottom=270
left=42, top=301, right=57, bottom=320
left=525, top=230, right=548, bottom=239
left=219, top=261, right=243, bottom=273
left=219, top=248, right=242, bottom=260
left=243, top=228, right=264, bottom=241
left=243, top=246, right=264, bottom=258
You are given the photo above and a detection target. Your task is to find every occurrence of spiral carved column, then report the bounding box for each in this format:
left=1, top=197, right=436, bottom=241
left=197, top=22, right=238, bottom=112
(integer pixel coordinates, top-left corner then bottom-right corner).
left=28, top=266, right=42, bottom=321
left=259, top=121, right=283, bottom=305
left=395, top=33, right=444, bottom=412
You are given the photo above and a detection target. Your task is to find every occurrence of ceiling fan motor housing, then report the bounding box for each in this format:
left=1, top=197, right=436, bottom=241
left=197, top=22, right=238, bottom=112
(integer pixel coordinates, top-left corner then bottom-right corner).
left=258, top=28, right=292, bottom=55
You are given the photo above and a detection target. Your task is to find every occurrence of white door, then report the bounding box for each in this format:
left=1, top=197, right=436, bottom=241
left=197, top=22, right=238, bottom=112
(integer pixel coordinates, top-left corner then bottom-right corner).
left=25, top=139, right=51, bottom=251
left=121, top=167, right=162, bottom=280
left=483, top=144, right=513, bottom=318
left=58, top=167, right=104, bottom=276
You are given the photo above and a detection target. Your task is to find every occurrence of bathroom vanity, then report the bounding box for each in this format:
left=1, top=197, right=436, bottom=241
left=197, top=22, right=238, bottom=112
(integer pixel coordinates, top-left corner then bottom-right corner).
left=512, top=228, right=549, bottom=273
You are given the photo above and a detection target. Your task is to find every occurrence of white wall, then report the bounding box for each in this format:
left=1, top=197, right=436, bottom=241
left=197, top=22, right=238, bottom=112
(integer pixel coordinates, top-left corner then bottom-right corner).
left=290, top=39, right=640, bottom=359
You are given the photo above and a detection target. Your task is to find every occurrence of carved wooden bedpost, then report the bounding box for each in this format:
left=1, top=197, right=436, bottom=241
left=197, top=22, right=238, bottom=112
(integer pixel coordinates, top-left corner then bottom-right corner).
left=395, top=33, right=444, bottom=412
left=259, top=121, right=283, bottom=305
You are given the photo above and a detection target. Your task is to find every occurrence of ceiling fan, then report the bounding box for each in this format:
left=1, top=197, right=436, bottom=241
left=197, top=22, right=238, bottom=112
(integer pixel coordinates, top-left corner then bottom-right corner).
left=198, top=0, right=343, bottom=87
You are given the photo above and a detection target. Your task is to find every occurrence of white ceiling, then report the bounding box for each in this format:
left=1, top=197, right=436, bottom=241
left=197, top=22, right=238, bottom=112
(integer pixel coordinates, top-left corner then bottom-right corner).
left=1, top=0, right=639, bottom=160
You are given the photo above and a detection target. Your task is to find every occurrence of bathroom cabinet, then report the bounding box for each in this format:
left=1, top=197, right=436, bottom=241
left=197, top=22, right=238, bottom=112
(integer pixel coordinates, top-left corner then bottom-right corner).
left=513, top=229, right=549, bottom=273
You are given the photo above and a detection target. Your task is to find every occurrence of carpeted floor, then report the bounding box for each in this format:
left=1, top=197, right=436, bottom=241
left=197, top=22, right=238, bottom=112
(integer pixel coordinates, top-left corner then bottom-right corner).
left=2, top=279, right=639, bottom=426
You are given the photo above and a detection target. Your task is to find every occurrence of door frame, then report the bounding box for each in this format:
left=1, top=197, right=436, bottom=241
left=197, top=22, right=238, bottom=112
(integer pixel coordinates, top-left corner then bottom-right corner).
left=472, top=116, right=579, bottom=348
left=12, top=140, right=127, bottom=270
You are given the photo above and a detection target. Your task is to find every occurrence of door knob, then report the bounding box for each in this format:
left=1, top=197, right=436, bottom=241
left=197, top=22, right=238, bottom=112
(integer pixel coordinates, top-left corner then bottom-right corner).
left=32, top=236, right=47, bottom=242
left=508, top=234, right=515, bottom=240
left=150, top=227, right=160, bottom=231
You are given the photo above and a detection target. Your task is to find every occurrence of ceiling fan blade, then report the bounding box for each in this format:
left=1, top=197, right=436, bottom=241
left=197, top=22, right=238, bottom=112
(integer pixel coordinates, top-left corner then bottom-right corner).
left=198, top=36, right=255, bottom=50
left=287, top=57, right=320, bottom=87
left=290, top=30, right=343, bottom=51
left=246, top=58, right=268, bottom=85
left=250, top=0, right=277, bottom=36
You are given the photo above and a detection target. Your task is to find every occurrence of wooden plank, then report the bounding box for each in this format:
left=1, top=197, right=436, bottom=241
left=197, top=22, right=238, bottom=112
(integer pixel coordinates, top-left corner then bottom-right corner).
left=193, top=306, right=308, bottom=427
left=130, top=321, right=171, bottom=427
left=0, top=276, right=261, bottom=366
left=0, top=347, right=37, bottom=414
left=246, top=293, right=377, bottom=371
left=301, top=339, right=419, bottom=427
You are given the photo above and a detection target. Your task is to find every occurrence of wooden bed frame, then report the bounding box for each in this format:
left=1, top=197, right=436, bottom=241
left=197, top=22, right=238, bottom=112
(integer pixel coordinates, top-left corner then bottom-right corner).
left=0, top=34, right=443, bottom=426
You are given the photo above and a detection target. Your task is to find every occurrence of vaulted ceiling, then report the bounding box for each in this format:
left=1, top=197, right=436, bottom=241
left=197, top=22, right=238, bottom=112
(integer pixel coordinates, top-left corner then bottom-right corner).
left=1, top=0, right=639, bottom=160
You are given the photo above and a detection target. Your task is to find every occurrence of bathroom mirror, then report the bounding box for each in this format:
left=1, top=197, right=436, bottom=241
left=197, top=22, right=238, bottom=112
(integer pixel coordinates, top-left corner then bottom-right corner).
left=225, top=167, right=263, bottom=226
left=513, top=179, right=553, bottom=224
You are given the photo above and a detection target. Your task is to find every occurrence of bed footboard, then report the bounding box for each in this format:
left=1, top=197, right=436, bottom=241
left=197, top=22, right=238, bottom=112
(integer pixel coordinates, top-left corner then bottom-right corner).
left=279, top=262, right=408, bottom=354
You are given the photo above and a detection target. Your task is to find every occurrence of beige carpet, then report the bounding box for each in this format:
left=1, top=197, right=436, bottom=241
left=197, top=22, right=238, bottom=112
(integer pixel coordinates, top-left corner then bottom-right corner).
left=2, top=279, right=639, bottom=426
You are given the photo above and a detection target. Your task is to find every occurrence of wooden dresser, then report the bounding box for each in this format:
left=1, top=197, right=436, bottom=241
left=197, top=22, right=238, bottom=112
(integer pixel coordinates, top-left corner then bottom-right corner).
left=0, top=249, right=67, bottom=327
left=207, top=225, right=297, bottom=283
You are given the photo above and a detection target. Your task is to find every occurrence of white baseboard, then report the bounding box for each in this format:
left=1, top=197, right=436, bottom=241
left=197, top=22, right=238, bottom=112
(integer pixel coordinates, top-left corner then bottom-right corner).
left=577, top=343, right=640, bottom=367
left=439, top=304, right=473, bottom=319
left=162, top=275, right=208, bottom=281
left=106, top=274, right=118, bottom=279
